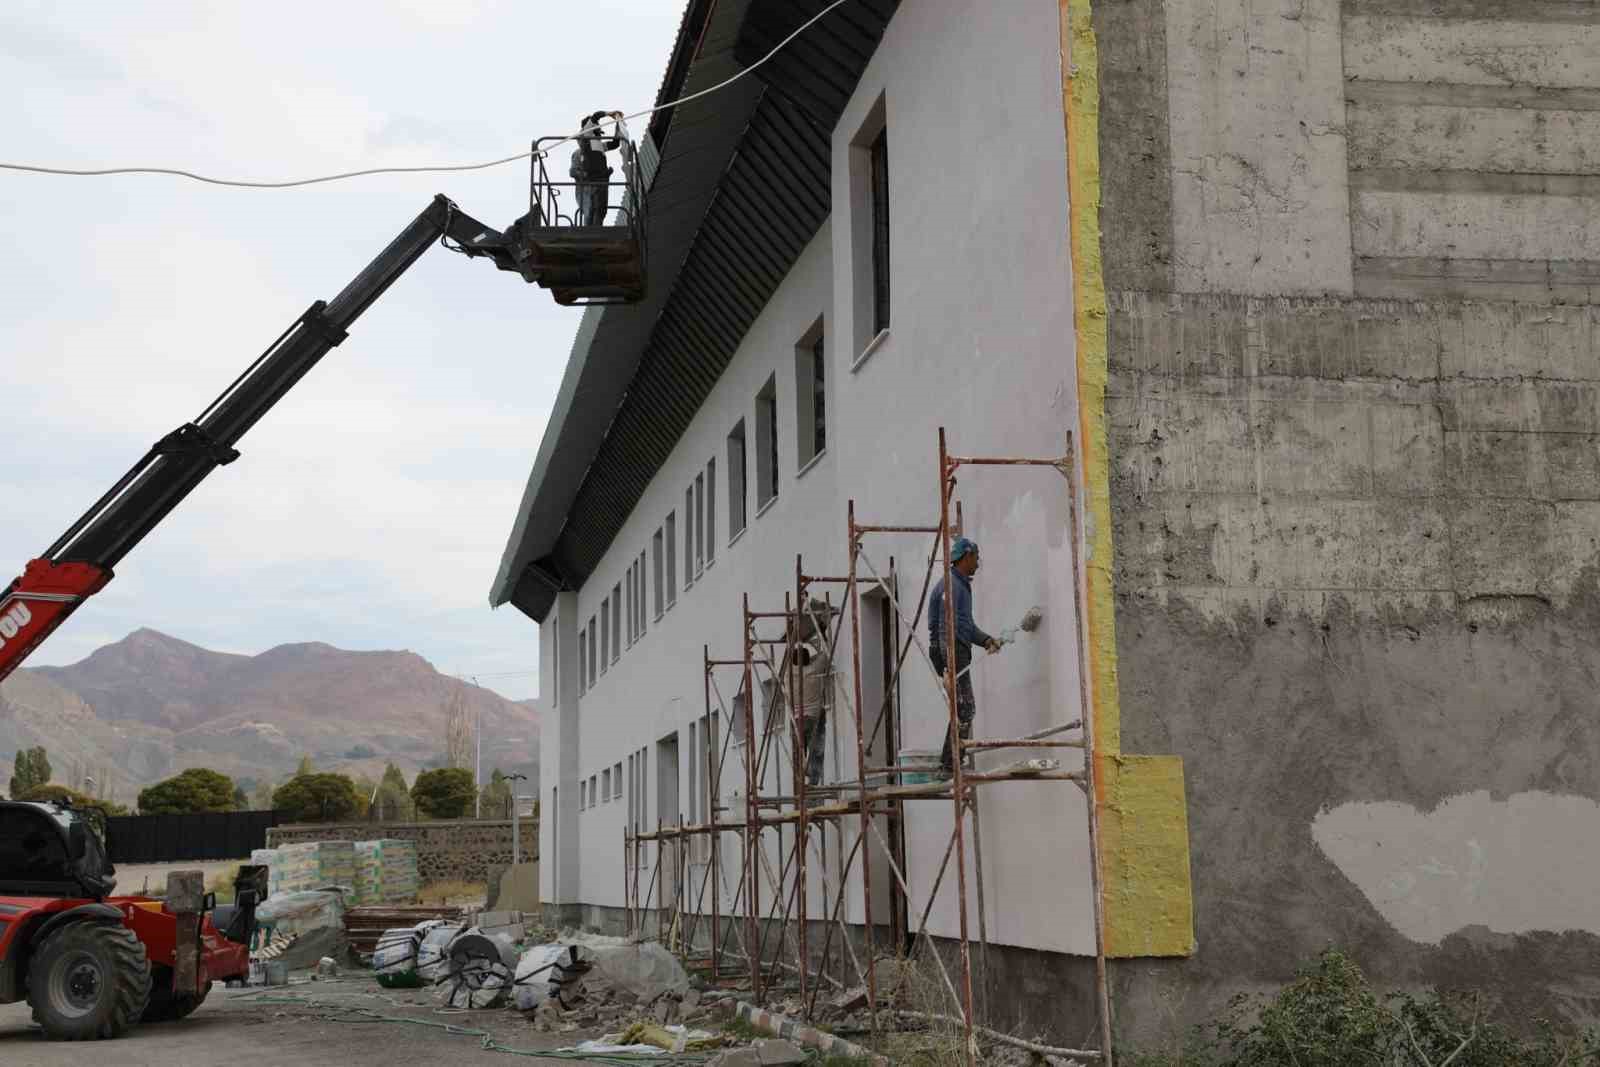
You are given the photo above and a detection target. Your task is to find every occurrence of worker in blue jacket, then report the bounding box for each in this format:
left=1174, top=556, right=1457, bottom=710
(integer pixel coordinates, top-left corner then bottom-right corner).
left=928, top=537, right=1001, bottom=774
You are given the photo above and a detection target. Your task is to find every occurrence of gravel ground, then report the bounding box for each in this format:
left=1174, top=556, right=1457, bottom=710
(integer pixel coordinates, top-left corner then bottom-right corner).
left=0, top=975, right=618, bottom=1066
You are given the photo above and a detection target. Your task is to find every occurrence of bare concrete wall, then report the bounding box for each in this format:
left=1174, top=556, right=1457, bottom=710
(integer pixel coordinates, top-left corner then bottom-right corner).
left=1096, top=0, right=1600, bottom=1047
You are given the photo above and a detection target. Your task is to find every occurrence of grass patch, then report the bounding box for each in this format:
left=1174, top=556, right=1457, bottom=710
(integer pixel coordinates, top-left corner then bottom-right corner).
left=721, top=1015, right=775, bottom=1042
left=1132, top=948, right=1600, bottom=1067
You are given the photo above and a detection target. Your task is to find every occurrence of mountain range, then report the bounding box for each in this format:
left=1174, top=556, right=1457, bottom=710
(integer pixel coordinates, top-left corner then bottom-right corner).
left=0, top=628, right=540, bottom=808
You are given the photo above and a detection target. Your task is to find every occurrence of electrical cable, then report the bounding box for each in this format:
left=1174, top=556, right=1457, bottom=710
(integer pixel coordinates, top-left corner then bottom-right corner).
left=0, top=0, right=856, bottom=190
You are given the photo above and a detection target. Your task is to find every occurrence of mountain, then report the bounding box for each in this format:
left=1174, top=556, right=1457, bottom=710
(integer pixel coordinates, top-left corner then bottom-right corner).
left=0, top=629, right=540, bottom=808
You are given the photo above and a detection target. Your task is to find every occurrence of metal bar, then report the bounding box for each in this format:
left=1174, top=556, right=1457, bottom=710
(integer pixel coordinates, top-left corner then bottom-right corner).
left=962, top=738, right=1087, bottom=750
left=971, top=790, right=992, bottom=1024
left=793, top=557, right=810, bottom=1010
left=846, top=500, right=880, bottom=1027
left=742, top=594, right=761, bottom=999
left=705, top=646, right=720, bottom=980
left=947, top=455, right=1069, bottom=468
left=938, top=428, right=978, bottom=1067
left=853, top=523, right=940, bottom=534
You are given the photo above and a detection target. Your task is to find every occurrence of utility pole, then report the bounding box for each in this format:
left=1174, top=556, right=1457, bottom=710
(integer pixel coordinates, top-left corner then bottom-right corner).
left=508, top=773, right=528, bottom=864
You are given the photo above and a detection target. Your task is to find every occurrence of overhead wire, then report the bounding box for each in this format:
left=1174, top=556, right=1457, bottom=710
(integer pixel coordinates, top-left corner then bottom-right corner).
left=0, top=0, right=857, bottom=190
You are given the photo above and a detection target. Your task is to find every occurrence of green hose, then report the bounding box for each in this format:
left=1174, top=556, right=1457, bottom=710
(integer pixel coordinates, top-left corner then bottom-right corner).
left=245, top=992, right=716, bottom=1065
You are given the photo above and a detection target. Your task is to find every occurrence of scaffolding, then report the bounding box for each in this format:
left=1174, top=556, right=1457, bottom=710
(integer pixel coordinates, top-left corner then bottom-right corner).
left=623, top=429, right=1113, bottom=1066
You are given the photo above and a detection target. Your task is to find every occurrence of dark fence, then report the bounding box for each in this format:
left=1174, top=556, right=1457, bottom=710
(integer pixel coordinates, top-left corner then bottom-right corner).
left=105, top=810, right=283, bottom=864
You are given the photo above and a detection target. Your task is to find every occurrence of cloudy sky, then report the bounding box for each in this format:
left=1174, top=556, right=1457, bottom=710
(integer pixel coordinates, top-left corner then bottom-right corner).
left=0, top=2, right=683, bottom=700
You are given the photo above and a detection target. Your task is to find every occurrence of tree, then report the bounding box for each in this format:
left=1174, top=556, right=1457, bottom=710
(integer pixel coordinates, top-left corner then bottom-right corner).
left=272, top=773, right=360, bottom=823
left=18, top=784, right=129, bottom=816
left=8, top=746, right=50, bottom=798
left=411, top=767, right=475, bottom=819
left=479, top=769, right=513, bottom=819
left=374, top=763, right=412, bottom=822
left=138, top=768, right=237, bottom=815
left=250, top=780, right=275, bottom=810
left=443, top=685, right=472, bottom=771
left=351, top=775, right=376, bottom=819
left=295, top=755, right=316, bottom=776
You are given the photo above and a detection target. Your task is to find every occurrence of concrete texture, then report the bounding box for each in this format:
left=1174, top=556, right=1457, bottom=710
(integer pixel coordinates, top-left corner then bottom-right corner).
left=266, top=819, right=537, bottom=885
left=1096, top=0, right=1600, bottom=1046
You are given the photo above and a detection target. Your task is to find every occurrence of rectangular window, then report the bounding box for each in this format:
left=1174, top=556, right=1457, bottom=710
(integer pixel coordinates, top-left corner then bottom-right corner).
left=705, top=459, right=716, bottom=563
left=580, top=779, right=586, bottom=810
left=870, top=128, right=890, bottom=334
left=639, top=747, right=648, bottom=830
left=727, top=421, right=747, bottom=538
left=652, top=529, right=665, bottom=618
left=578, top=630, right=587, bottom=696
left=637, top=551, right=648, bottom=635
left=589, top=775, right=597, bottom=808
left=755, top=376, right=779, bottom=510
left=611, top=583, right=622, bottom=662
left=795, top=321, right=827, bottom=468
left=694, top=473, right=706, bottom=574
left=602, top=767, right=611, bottom=803
left=625, top=570, right=634, bottom=645
left=627, top=754, right=634, bottom=823
left=613, top=761, right=622, bottom=800
left=587, top=617, right=597, bottom=688
left=666, top=512, right=677, bottom=607
left=599, top=600, right=608, bottom=675
left=684, top=487, right=695, bottom=586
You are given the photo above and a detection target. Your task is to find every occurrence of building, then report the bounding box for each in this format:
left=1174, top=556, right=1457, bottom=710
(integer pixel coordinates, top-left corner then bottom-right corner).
left=494, top=0, right=1600, bottom=1051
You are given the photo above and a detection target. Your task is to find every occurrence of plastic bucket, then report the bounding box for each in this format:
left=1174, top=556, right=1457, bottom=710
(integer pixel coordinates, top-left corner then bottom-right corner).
left=898, top=749, right=941, bottom=785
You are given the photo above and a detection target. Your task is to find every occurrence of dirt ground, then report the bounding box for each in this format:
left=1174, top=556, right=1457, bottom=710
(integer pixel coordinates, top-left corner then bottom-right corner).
left=0, top=975, right=616, bottom=1066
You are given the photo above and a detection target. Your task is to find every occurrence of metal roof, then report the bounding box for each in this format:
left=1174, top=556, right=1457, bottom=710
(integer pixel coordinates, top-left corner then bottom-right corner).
left=491, top=0, right=897, bottom=622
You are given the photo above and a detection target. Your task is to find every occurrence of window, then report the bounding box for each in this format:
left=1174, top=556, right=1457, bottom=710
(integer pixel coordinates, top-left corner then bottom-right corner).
left=684, top=487, right=695, bottom=586
left=611, top=583, right=622, bottom=662
left=613, top=762, right=622, bottom=800
left=578, top=630, right=587, bottom=696
left=705, top=460, right=716, bottom=564
left=587, top=617, right=597, bottom=688
left=625, top=570, right=634, bottom=646
left=599, top=599, right=608, bottom=675
left=602, top=767, right=611, bottom=803
left=727, top=421, right=748, bottom=538
left=666, top=512, right=678, bottom=607
left=796, top=320, right=826, bottom=468
left=870, top=128, right=890, bottom=334
left=755, top=376, right=779, bottom=510
left=637, top=550, right=648, bottom=636
left=589, top=775, right=597, bottom=808
left=652, top=529, right=665, bottom=618
left=694, top=473, right=706, bottom=574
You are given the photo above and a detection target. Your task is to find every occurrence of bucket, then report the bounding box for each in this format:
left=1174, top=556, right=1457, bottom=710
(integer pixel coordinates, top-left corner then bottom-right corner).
left=897, top=749, right=941, bottom=785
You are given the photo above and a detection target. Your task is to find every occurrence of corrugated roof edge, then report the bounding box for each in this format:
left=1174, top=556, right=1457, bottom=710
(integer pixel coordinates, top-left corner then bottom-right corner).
left=487, top=0, right=707, bottom=617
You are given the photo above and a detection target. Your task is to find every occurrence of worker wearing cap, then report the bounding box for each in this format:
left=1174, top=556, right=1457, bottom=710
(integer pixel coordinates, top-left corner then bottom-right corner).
left=570, top=111, right=621, bottom=226
left=928, top=537, right=1000, bottom=774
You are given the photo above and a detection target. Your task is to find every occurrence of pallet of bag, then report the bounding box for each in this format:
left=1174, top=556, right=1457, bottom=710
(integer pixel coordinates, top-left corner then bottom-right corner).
left=353, top=839, right=419, bottom=905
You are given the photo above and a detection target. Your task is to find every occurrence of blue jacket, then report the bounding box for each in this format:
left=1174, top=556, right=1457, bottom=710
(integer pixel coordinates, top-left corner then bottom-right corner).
left=928, top=570, right=992, bottom=670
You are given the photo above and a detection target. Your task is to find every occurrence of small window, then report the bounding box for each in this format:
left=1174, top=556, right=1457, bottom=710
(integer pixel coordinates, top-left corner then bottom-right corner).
left=589, top=775, right=597, bottom=808
left=587, top=617, right=597, bottom=688
left=684, top=487, right=695, bottom=586
left=870, top=128, right=890, bottom=335
left=652, top=530, right=665, bottom=618
left=578, top=630, right=587, bottom=696
left=795, top=320, right=826, bottom=468
left=637, top=550, right=648, bottom=635
left=599, top=600, right=609, bottom=675
left=755, top=376, right=779, bottom=510
left=727, top=421, right=748, bottom=538
left=706, top=459, right=716, bottom=563
left=694, top=473, right=706, bottom=574
left=612, top=583, right=622, bottom=662
left=666, top=512, right=678, bottom=607
left=625, top=570, right=633, bottom=645
left=602, top=767, right=611, bottom=803
left=613, top=761, right=622, bottom=799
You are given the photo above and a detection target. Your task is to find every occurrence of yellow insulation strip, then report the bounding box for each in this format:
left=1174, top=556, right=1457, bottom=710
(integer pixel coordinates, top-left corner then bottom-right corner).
left=1062, top=0, right=1195, bottom=958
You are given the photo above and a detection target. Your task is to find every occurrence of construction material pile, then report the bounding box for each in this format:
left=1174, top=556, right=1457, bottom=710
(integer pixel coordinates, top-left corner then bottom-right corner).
left=271, top=841, right=357, bottom=895
left=353, top=839, right=419, bottom=904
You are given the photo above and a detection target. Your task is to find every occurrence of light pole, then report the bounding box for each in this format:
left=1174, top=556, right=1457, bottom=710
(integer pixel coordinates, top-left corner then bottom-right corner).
left=507, top=773, right=528, bottom=864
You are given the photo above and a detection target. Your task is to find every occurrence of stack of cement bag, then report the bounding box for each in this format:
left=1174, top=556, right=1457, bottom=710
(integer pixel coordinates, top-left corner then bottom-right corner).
left=353, top=840, right=419, bottom=905
left=271, top=841, right=357, bottom=895
left=251, top=848, right=281, bottom=896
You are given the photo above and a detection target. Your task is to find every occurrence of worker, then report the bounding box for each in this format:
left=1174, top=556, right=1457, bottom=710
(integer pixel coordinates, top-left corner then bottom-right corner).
left=570, top=111, right=621, bottom=226
left=794, top=600, right=834, bottom=786
left=928, top=537, right=1000, bottom=774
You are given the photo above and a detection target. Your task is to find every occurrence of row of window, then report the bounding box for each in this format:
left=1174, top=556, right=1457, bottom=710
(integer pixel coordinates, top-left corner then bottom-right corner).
left=568, top=120, right=891, bottom=700
left=579, top=759, right=623, bottom=811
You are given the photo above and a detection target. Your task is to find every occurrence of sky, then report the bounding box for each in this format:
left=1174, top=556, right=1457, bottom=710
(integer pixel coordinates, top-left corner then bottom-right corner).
left=0, top=1, right=684, bottom=701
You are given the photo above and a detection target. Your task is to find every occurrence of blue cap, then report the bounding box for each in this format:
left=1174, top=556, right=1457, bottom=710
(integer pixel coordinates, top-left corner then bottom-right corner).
left=952, top=537, right=978, bottom=562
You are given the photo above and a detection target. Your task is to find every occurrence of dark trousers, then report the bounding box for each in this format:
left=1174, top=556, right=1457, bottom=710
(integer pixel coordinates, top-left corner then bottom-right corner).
left=577, top=182, right=610, bottom=225
left=801, top=713, right=827, bottom=786
left=937, top=670, right=977, bottom=770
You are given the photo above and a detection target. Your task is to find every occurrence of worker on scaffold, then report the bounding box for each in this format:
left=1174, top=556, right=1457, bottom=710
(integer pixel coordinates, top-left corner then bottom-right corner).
left=928, top=537, right=1000, bottom=775
left=793, top=599, right=835, bottom=787
left=570, top=110, right=622, bottom=226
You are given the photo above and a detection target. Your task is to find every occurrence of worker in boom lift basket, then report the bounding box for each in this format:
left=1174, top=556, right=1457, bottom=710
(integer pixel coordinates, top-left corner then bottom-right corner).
left=928, top=537, right=1001, bottom=775
left=570, top=110, right=622, bottom=226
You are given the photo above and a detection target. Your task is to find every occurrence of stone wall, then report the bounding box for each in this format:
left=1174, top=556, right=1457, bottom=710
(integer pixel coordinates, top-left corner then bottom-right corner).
left=1095, top=0, right=1600, bottom=1047
left=266, top=819, right=538, bottom=886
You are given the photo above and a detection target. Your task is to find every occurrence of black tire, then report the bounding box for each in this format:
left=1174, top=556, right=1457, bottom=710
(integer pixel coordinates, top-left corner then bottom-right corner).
left=27, top=921, right=152, bottom=1041
left=141, top=965, right=210, bottom=1022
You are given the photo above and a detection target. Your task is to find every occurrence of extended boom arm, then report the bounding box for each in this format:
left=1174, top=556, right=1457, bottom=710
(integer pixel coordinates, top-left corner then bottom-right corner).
left=0, top=194, right=519, bottom=683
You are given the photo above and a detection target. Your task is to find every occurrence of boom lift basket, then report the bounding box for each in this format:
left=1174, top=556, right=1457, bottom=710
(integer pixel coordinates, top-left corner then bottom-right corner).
left=507, top=120, right=648, bottom=306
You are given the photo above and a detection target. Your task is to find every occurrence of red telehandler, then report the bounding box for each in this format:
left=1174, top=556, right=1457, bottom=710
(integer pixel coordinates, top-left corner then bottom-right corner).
left=0, top=128, right=645, bottom=1039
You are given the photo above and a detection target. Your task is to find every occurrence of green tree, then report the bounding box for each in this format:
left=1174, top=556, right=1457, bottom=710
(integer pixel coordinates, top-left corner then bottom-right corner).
left=411, top=767, right=475, bottom=819
left=374, top=763, right=412, bottom=821
left=352, top=775, right=377, bottom=819
left=479, top=769, right=513, bottom=819
left=272, top=773, right=359, bottom=823
left=8, top=746, right=51, bottom=798
left=18, top=783, right=129, bottom=815
left=138, top=768, right=237, bottom=815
